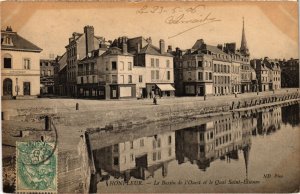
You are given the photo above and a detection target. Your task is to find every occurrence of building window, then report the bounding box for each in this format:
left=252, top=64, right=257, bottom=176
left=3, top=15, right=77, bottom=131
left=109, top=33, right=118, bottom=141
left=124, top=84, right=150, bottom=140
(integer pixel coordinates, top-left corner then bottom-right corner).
left=205, top=72, right=208, bottom=80
left=106, top=62, right=109, bottom=71
left=139, top=75, right=143, bottom=83
left=158, top=151, right=161, bottom=160
left=113, top=144, right=119, bottom=152
left=112, top=75, right=117, bottom=83
left=200, top=133, right=204, bottom=141
left=92, top=76, right=96, bottom=83
left=120, top=75, right=124, bottom=84
left=168, top=148, right=172, bottom=156
left=112, top=61, right=117, bottom=70
left=3, top=36, right=13, bottom=46
left=200, top=145, right=205, bottom=153
left=81, top=77, right=83, bottom=84
left=130, top=154, right=134, bottom=161
left=151, top=70, right=155, bottom=80
left=153, top=152, right=156, bottom=161
left=156, top=59, right=159, bottom=67
left=128, top=75, right=132, bottom=83
left=128, top=62, right=132, bottom=70
left=140, top=139, right=144, bottom=147
left=156, top=70, right=159, bottom=79
left=47, top=70, right=51, bottom=76
left=120, top=61, right=124, bottom=71
left=113, top=157, right=119, bottom=166
left=167, top=71, right=171, bottom=80
left=168, top=136, right=172, bottom=145
left=130, top=141, right=134, bottom=149
left=198, top=72, right=203, bottom=81
left=166, top=60, right=170, bottom=68
left=158, top=139, right=161, bottom=148
left=151, top=58, right=155, bottom=67
left=24, top=59, right=30, bottom=69
left=209, top=72, right=212, bottom=80
left=198, top=61, right=203, bottom=68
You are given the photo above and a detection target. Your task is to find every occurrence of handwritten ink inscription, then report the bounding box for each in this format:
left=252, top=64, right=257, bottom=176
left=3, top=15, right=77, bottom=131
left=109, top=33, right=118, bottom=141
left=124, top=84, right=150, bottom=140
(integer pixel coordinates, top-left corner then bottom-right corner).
left=136, top=5, right=221, bottom=39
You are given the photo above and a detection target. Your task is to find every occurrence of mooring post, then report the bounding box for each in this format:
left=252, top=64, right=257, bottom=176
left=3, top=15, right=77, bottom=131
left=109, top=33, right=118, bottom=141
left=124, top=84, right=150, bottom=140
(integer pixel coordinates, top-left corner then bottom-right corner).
left=204, top=95, right=206, bottom=101
left=76, top=103, right=79, bottom=110
left=45, top=116, right=51, bottom=131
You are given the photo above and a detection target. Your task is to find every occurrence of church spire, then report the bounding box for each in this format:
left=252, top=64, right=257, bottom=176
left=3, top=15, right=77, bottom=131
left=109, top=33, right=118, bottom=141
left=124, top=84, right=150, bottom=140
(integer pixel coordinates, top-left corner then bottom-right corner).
left=240, top=17, right=250, bottom=56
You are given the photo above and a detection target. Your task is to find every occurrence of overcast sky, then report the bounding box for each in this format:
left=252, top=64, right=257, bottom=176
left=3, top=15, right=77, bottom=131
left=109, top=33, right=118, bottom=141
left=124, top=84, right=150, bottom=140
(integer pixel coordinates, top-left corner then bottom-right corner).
left=1, top=2, right=298, bottom=59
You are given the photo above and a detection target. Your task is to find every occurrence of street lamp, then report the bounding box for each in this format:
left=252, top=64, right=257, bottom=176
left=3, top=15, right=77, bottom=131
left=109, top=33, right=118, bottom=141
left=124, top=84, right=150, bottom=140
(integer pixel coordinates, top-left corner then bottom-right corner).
left=15, top=77, right=20, bottom=96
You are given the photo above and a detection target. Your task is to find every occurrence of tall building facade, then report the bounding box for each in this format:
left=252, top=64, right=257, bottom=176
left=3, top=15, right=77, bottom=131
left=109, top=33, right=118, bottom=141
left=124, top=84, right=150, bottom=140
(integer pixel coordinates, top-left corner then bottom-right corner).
left=65, top=26, right=104, bottom=97
left=180, top=42, right=214, bottom=96
left=1, top=26, right=42, bottom=99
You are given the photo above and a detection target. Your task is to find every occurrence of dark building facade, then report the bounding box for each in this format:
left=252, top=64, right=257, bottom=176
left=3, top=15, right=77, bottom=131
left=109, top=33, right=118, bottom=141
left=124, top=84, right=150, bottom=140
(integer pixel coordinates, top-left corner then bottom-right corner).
left=40, top=59, right=55, bottom=95
left=280, top=58, right=299, bottom=88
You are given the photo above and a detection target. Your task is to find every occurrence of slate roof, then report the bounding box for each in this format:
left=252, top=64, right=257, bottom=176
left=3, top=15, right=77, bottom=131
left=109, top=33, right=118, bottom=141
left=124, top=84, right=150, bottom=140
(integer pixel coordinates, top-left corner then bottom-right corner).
left=58, top=52, right=67, bottom=71
left=1, top=30, right=42, bottom=52
left=139, top=44, right=173, bottom=57
left=101, top=47, right=134, bottom=57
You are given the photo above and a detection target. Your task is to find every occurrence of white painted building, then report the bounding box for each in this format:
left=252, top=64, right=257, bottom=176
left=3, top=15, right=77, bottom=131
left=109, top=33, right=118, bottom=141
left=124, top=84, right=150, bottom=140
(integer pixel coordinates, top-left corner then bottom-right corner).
left=1, top=26, right=42, bottom=99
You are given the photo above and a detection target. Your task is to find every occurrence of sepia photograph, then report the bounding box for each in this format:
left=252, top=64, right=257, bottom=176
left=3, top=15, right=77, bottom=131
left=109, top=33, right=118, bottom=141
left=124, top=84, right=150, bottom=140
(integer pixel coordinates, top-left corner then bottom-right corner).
left=1, top=1, right=299, bottom=193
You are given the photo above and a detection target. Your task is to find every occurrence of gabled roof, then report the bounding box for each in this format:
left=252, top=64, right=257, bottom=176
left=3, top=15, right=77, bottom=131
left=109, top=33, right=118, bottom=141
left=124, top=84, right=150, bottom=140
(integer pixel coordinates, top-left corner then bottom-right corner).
left=1, top=30, right=42, bottom=52
left=206, top=45, right=227, bottom=55
left=139, top=44, right=173, bottom=57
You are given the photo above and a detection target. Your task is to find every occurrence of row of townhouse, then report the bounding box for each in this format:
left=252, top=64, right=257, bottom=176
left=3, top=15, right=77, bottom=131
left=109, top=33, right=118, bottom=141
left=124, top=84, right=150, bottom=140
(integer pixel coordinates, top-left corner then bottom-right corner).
left=172, top=39, right=256, bottom=96
left=55, top=26, right=174, bottom=99
left=1, top=22, right=286, bottom=99
left=52, top=22, right=284, bottom=100
left=250, top=57, right=281, bottom=92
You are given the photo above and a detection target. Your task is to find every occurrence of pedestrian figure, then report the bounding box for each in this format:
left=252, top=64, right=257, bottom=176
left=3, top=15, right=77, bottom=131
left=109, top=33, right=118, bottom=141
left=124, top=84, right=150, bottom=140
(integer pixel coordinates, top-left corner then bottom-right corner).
left=153, top=95, right=157, bottom=105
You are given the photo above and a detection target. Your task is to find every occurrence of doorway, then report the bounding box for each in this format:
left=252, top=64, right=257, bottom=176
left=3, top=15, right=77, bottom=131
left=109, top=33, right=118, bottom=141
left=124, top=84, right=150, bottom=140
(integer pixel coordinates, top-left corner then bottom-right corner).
left=3, top=78, right=12, bottom=96
left=23, top=82, right=31, bottom=95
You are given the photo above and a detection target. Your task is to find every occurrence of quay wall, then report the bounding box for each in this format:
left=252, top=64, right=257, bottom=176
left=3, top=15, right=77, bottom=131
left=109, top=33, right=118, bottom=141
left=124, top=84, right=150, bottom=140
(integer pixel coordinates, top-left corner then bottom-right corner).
left=3, top=91, right=300, bottom=130
left=59, top=91, right=300, bottom=128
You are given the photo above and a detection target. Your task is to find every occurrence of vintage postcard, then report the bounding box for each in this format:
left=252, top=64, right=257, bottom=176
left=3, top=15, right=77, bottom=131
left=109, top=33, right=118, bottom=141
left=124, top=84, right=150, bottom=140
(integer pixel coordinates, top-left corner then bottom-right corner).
left=1, top=1, right=299, bottom=193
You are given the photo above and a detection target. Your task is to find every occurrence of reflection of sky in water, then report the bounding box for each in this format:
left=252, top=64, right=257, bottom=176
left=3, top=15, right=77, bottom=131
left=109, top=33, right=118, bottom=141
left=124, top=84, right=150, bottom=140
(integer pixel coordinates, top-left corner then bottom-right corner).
left=94, top=104, right=300, bottom=193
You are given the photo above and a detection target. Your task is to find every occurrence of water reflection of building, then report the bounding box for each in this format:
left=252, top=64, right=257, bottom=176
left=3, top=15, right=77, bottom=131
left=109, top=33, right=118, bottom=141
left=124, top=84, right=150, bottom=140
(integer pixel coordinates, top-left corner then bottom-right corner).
left=93, top=131, right=175, bottom=182
left=175, top=115, right=252, bottom=172
left=256, top=107, right=282, bottom=136
left=281, top=104, right=300, bottom=127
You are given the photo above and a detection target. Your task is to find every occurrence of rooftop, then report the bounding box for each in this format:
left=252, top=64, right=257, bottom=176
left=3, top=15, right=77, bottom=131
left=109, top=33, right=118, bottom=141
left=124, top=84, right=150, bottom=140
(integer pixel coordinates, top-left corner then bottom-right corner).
left=1, top=26, right=42, bottom=52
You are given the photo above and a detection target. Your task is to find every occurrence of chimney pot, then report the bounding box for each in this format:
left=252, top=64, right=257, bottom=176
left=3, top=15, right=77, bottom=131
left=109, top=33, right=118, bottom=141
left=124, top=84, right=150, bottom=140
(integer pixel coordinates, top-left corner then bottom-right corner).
left=159, top=39, right=165, bottom=54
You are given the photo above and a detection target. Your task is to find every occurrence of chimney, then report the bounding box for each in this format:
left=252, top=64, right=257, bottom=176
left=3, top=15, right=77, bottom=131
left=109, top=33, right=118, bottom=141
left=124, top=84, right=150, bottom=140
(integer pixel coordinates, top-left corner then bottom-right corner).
left=137, top=43, right=141, bottom=53
left=167, top=45, right=172, bottom=53
left=122, top=42, right=128, bottom=54
left=159, top=39, right=165, bottom=54
left=84, top=25, right=95, bottom=57
left=217, top=44, right=223, bottom=51
left=6, top=26, right=12, bottom=32
left=146, top=37, right=152, bottom=44
left=225, top=43, right=236, bottom=53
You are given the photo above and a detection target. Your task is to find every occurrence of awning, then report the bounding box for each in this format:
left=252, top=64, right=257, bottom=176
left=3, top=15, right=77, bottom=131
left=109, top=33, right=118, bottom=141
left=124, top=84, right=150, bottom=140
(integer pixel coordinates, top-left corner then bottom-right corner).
left=156, top=84, right=175, bottom=91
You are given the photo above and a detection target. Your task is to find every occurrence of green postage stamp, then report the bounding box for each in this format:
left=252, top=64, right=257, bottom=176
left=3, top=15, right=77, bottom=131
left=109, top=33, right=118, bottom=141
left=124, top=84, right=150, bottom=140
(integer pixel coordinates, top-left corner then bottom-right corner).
left=16, top=141, right=57, bottom=193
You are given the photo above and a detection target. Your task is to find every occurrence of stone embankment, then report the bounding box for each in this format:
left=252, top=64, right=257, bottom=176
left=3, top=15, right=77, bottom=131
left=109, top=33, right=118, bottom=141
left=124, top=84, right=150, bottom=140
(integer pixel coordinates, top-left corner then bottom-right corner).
left=2, top=90, right=300, bottom=193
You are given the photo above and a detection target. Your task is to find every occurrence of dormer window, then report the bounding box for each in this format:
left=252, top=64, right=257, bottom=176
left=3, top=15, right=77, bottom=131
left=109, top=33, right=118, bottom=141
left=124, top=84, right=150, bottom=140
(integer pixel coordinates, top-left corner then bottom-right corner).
left=2, top=36, right=13, bottom=46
